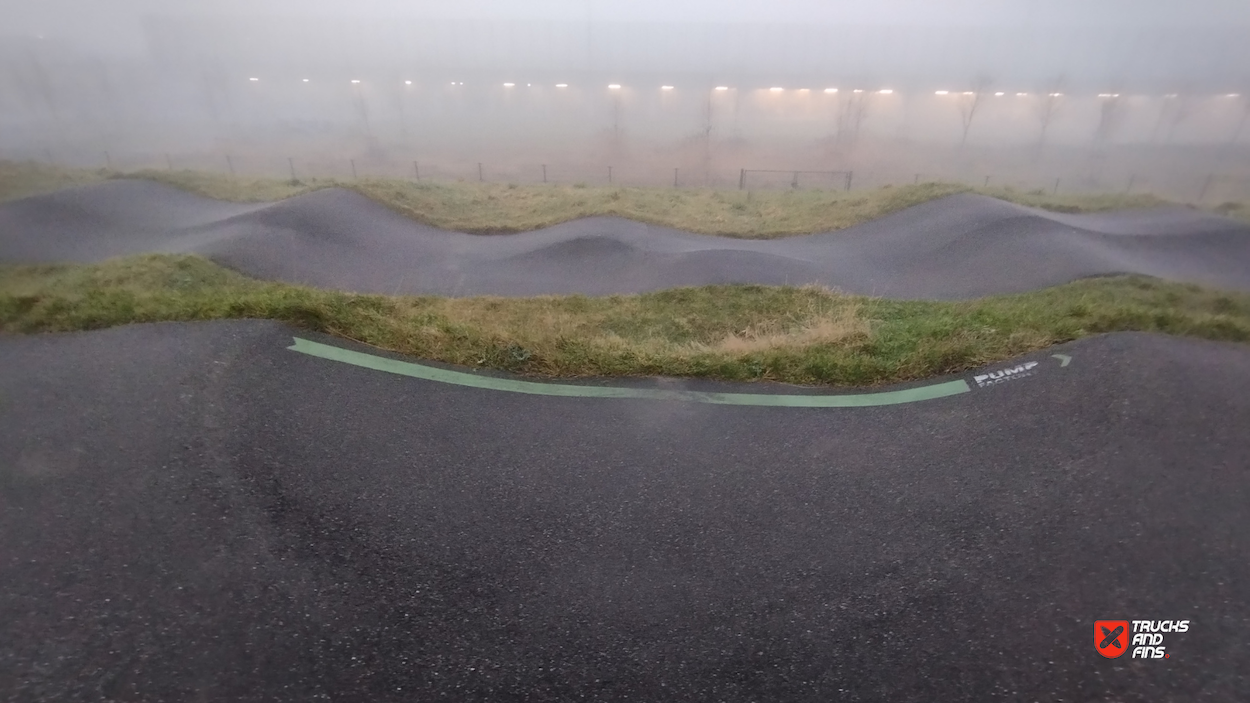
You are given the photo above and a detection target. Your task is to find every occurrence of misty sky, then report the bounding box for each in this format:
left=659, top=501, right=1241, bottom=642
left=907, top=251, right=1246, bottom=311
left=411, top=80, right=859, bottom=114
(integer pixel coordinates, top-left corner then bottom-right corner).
left=3, top=0, right=1248, bottom=183
left=9, top=0, right=1250, bottom=54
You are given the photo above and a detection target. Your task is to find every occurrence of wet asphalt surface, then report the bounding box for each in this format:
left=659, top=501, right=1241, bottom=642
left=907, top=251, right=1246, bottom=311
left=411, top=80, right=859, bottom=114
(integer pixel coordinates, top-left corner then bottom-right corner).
left=3, top=320, right=1248, bottom=701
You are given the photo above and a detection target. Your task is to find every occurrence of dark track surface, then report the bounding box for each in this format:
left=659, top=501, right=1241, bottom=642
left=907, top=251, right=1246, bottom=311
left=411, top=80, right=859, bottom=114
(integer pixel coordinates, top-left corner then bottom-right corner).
left=3, top=320, right=1248, bottom=701
left=3, top=180, right=1249, bottom=298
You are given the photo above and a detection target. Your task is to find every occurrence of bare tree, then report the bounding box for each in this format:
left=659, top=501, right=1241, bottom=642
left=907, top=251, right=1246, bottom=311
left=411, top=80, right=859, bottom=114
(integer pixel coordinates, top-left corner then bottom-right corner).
left=351, top=82, right=373, bottom=138
left=14, top=51, right=59, bottom=119
left=836, top=90, right=871, bottom=147
left=1151, top=89, right=1194, bottom=144
left=1229, top=93, right=1250, bottom=145
left=608, top=92, right=626, bottom=164
left=1093, top=92, right=1125, bottom=146
left=200, top=68, right=229, bottom=125
left=612, top=93, right=621, bottom=140
left=1149, top=96, right=1171, bottom=142
left=957, top=76, right=993, bottom=146
left=1034, top=76, right=1066, bottom=156
left=731, top=89, right=742, bottom=139
left=394, top=85, right=410, bottom=139
left=703, top=90, right=714, bottom=184
left=1167, top=97, right=1193, bottom=143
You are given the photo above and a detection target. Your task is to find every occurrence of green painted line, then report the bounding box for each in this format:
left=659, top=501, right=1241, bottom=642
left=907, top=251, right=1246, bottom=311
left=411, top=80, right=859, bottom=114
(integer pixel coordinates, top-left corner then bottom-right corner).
left=287, top=337, right=970, bottom=407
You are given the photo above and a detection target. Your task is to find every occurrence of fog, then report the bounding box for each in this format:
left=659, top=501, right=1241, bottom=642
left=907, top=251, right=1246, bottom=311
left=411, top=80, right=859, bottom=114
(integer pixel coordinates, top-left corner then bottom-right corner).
left=4, top=1, right=1249, bottom=199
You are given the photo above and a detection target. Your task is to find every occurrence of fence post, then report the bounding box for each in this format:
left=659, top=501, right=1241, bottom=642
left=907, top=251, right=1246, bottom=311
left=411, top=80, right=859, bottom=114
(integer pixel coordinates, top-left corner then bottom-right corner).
left=351, top=159, right=357, bottom=179
left=608, top=165, right=613, bottom=184
left=104, top=151, right=112, bottom=170
left=226, top=154, right=234, bottom=176
left=478, top=162, right=483, bottom=182
left=288, top=157, right=296, bottom=181
left=791, top=171, right=799, bottom=189
left=984, top=175, right=990, bottom=187
left=166, top=153, right=173, bottom=171
left=1125, top=174, right=1135, bottom=194
left=1053, top=178, right=1060, bottom=195
left=414, top=160, right=419, bottom=181
left=1198, top=173, right=1214, bottom=202
left=739, top=168, right=745, bottom=190
left=542, top=164, right=547, bottom=183
left=674, top=167, right=679, bottom=188
left=914, top=173, right=919, bottom=184
left=845, top=171, right=853, bottom=191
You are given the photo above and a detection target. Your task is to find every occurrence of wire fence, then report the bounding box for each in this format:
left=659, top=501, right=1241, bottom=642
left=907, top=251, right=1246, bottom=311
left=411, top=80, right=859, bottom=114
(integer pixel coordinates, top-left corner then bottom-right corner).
left=739, top=169, right=853, bottom=191
left=13, top=148, right=1250, bottom=203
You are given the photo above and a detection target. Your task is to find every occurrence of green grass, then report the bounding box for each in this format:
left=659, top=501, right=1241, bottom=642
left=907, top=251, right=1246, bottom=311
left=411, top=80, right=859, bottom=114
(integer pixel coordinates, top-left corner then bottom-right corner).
left=0, top=161, right=110, bottom=201
left=3, top=160, right=1245, bottom=383
left=1215, top=200, right=1249, bottom=224
left=0, top=160, right=1191, bottom=238
left=4, top=255, right=1249, bottom=386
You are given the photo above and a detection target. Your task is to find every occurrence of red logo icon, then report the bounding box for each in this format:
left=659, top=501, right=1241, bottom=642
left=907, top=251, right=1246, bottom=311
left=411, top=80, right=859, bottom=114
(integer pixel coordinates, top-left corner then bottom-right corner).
left=1095, top=620, right=1130, bottom=658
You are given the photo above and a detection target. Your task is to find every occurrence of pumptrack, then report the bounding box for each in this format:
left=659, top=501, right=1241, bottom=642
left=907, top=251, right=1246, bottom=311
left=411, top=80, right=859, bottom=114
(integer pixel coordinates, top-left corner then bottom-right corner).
left=2, top=181, right=1250, bottom=700
left=3, top=178, right=1249, bottom=298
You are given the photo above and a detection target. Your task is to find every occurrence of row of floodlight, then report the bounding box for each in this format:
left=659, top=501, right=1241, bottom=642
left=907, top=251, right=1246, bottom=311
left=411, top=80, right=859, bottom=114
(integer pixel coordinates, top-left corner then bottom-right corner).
left=246, top=78, right=891, bottom=94
left=934, top=90, right=1063, bottom=97
left=245, top=78, right=868, bottom=92
left=243, top=78, right=1242, bottom=98
left=929, top=90, right=1244, bottom=98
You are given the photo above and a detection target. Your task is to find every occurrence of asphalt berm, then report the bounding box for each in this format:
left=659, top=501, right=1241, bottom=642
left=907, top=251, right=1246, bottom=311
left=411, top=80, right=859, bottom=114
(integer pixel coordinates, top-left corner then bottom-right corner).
left=2, top=320, right=1248, bottom=701
left=3, top=179, right=1249, bottom=298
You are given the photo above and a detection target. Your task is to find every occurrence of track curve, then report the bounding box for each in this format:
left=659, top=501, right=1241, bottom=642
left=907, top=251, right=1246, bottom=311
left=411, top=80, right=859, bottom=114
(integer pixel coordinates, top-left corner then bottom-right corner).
left=2, top=320, right=1248, bottom=700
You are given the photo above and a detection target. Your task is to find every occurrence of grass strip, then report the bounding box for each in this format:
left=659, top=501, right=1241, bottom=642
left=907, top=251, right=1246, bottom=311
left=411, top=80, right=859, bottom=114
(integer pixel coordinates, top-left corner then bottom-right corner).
left=3, top=254, right=1249, bottom=386
left=5, top=160, right=1234, bottom=238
